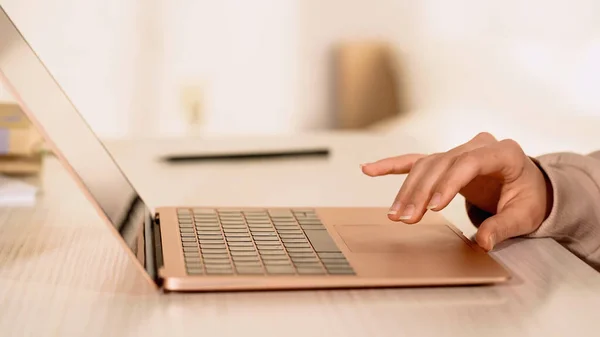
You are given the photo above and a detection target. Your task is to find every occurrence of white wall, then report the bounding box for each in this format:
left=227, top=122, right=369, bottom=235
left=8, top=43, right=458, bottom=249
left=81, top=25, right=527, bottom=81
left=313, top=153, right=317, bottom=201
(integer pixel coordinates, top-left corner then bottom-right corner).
left=0, top=0, right=142, bottom=138
left=1, top=0, right=600, bottom=139
left=403, top=0, right=600, bottom=118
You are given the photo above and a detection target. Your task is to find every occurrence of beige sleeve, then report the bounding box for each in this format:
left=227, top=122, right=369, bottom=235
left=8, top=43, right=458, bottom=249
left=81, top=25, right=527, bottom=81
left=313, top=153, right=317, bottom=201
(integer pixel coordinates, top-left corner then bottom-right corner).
left=465, top=151, right=600, bottom=270
left=526, top=151, right=600, bottom=270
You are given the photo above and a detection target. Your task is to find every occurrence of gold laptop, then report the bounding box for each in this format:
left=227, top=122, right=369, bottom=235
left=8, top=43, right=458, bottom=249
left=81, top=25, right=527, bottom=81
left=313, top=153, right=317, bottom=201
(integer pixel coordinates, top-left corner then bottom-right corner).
left=0, top=6, right=510, bottom=292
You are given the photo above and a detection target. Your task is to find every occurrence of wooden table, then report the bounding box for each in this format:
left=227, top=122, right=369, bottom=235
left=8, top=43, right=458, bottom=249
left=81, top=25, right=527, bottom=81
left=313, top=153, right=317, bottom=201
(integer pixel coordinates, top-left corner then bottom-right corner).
left=0, top=132, right=599, bottom=337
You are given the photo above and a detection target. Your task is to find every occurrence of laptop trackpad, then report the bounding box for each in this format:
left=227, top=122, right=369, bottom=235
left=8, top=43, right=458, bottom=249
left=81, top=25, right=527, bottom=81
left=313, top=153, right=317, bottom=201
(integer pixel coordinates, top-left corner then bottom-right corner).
left=334, top=224, right=470, bottom=253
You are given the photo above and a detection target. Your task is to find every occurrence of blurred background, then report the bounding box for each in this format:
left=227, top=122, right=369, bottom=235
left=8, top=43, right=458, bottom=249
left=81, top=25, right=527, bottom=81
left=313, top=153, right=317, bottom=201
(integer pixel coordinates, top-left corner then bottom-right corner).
left=1, top=0, right=600, bottom=157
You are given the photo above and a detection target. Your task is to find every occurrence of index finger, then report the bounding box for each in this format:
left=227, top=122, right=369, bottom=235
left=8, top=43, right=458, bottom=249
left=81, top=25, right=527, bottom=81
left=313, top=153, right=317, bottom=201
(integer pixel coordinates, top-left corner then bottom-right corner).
left=360, top=154, right=426, bottom=177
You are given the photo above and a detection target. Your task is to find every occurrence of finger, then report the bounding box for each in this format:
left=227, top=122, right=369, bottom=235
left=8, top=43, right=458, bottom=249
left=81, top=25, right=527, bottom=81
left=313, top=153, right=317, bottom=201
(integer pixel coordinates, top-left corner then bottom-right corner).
left=361, top=132, right=496, bottom=177
left=392, top=155, right=457, bottom=224
left=428, top=139, right=525, bottom=212
left=361, top=154, right=426, bottom=177
left=390, top=133, right=500, bottom=223
left=475, top=200, right=537, bottom=250
left=387, top=156, right=437, bottom=222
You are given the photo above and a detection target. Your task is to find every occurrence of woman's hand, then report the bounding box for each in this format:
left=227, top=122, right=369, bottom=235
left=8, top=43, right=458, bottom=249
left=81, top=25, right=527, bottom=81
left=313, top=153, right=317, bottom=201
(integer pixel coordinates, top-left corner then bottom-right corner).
left=360, top=132, right=553, bottom=251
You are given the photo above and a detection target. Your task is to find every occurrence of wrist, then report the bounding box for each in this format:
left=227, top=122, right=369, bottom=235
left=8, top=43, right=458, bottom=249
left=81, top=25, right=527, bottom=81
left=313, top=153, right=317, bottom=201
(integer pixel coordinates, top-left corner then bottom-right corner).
left=529, top=156, right=554, bottom=222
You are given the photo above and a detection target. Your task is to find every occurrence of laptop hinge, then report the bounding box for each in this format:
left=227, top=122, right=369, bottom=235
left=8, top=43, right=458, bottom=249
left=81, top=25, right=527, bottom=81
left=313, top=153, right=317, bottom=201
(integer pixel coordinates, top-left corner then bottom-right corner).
left=144, top=211, right=164, bottom=285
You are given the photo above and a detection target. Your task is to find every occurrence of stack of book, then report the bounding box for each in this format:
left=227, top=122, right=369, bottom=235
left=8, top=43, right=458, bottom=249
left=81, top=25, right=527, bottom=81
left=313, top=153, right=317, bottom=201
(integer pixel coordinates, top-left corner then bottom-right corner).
left=0, top=102, right=44, bottom=176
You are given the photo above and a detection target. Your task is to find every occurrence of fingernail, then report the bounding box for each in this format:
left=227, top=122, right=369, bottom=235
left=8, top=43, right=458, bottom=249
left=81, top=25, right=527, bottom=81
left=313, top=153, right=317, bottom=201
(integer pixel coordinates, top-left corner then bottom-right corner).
left=388, top=202, right=402, bottom=215
left=398, top=204, right=415, bottom=220
left=488, top=234, right=496, bottom=250
left=428, top=193, right=441, bottom=209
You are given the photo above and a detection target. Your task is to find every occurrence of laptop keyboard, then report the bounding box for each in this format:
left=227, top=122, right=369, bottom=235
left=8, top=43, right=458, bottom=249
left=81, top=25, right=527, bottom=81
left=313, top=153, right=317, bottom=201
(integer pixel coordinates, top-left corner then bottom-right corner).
left=176, top=208, right=355, bottom=276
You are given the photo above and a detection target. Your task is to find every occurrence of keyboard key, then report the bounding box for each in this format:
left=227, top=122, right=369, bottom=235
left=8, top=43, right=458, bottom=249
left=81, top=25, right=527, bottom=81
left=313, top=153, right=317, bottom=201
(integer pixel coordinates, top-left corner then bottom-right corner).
left=230, top=252, right=259, bottom=258
left=265, top=265, right=295, bottom=274
left=276, top=229, right=303, bottom=234
left=255, top=241, right=281, bottom=246
left=287, top=247, right=313, bottom=253
left=236, top=267, right=264, bottom=275
left=222, top=224, right=247, bottom=229
left=291, top=255, right=319, bottom=262
left=296, top=267, right=325, bottom=275
left=179, top=223, right=194, bottom=228
left=185, top=256, right=202, bottom=263
left=224, top=233, right=250, bottom=238
left=219, top=214, right=243, bottom=219
left=182, top=242, right=198, bottom=247
left=327, top=268, right=355, bottom=275
left=187, top=268, right=204, bottom=275
left=198, top=236, right=224, bottom=241
left=259, top=250, right=285, bottom=256
left=195, top=215, right=218, bottom=221
left=195, top=224, right=220, bottom=229
left=180, top=232, right=196, bottom=237
left=255, top=237, right=279, bottom=242
left=232, top=255, right=260, bottom=262
left=283, top=242, right=311, bottom=248
left=274, top=225, right=299, bottom=230
left=227, top=241, right=254, bottom=247
left=248, top=221, right=273, bottom=228
left=233, top=261, right=261, bottom=267
left=249, top=228, right=275, bottom=232
left=179, top=228, right=194, bottom=233
left=256, top=244, right=283, bottom=250
left=303, top=230, right=340, bottom=253
left=220, top=220, right=243, bottom=225
left=229, top=246, right=256, bottom=252
left=281, top=238, right=306, bottom=243
left=200, top=244, right=227, bottom=250
left=252, top=232, right=277, bottom=237
left=244, top=211, right=268, bottom=215
left=261, top=255, right=289, bottom=261
left=204, top=258, right=230, bottom=265
left=279, top=234, right=305, bottom=239
left=186, top=260, right=203, bottom=267
left=206, top=269, right=234, bottom=275
left=263, top=259, right=291, bottom=266
left=321, top=258, right=349, bottom=265
left=223, top=228, right=249, bottom=233
left=199, top=240, right=225, bottom=245
left=245, top=217, right=270, bottom=222
left=273, top=221, right=296, bottom=227
left=288, top=252, right=316, bottom=258
left=298, top=219, right=323, bottom=225
left=317, top=252, right=345, bottom=259
left=196, top=230, right=222, bottom=235
left=201, top=246, right=228, bottom=252
left=227, top=237, right=252, bottom=242
left=299, top=224, right=326, bottom=230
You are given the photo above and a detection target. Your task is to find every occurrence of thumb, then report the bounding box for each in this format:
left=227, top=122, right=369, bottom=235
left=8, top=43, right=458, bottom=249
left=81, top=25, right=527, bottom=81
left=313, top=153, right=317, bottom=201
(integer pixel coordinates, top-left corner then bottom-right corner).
left=474, top=201, right=538, bottom=251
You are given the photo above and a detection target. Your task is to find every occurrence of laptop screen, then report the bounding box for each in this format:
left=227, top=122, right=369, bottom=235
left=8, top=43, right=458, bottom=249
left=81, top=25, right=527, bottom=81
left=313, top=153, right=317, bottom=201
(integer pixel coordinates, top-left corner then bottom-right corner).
left=0, top=7, right=151, bottom=264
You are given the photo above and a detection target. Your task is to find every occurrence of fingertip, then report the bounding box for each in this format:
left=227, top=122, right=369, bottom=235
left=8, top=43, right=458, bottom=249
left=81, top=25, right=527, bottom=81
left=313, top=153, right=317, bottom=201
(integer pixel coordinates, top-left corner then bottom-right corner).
left=475, top=231, right=495, bottom=251
left=360, top=164, right=380, bottom=177
left=387, top=214, right=402, bottom=222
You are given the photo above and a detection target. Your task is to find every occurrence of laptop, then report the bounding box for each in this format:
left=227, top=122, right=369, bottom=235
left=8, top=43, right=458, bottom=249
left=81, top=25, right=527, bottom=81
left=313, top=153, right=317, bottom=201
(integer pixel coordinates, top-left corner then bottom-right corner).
left=0, top=6, right=510, bottom=292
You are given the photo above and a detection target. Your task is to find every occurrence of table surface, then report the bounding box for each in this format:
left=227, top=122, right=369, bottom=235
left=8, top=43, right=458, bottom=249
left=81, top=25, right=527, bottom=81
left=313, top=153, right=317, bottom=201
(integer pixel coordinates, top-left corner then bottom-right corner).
left=0, top=131, right=599, bottom=337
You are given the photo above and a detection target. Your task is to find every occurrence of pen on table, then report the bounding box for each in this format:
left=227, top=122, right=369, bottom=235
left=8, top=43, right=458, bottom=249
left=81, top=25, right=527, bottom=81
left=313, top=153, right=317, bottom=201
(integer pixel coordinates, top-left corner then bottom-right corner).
left=161, top=148, right=330, bottom=163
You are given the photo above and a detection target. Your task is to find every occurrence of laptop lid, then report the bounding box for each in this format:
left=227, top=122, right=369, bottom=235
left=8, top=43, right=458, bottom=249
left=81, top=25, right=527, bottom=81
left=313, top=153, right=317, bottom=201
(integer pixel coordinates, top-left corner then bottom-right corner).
left=0, top=6, right=158, bottom=283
